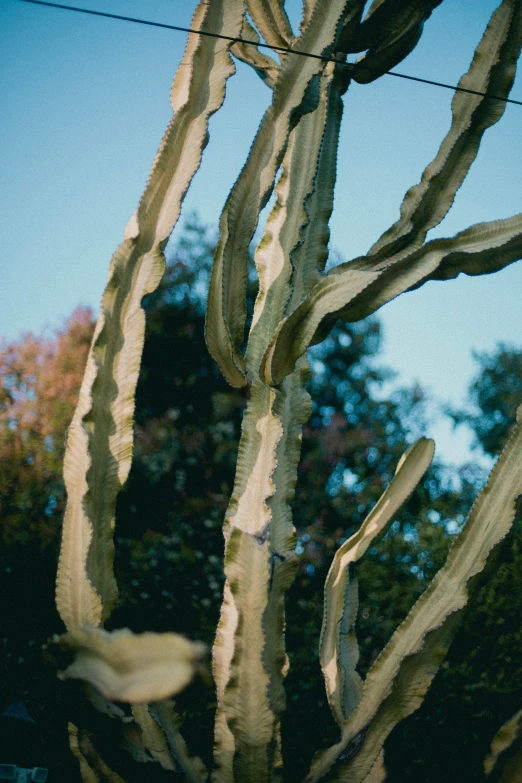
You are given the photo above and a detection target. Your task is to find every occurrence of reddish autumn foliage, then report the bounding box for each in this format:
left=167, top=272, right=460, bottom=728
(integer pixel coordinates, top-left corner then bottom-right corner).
left=0, top=307, right=94, bottom=548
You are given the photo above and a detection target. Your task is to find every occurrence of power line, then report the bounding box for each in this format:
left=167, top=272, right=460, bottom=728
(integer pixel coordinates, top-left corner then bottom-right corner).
left=18, top=0, right=522, bottom=108
left=19, top=0, right=338, bottom=66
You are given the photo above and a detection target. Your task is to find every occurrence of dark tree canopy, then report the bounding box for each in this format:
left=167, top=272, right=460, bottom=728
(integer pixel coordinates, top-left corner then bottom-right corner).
left=450, top=344, right=522, bottom=456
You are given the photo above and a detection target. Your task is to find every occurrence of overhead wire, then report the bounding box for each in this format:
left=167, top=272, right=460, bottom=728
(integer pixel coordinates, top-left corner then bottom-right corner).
left=18, top=0, right=522, bottom=107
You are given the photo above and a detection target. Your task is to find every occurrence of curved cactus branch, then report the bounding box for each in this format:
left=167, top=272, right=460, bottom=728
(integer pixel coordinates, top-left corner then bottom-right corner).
left=69, top=723, right=128, bottom=783
left=306, top=403, right=522, bottom=782
left=350, top=0, right=444, bottom=83
left=346, top=0, right=443, bottom=54
left=205, top=0, right=358, bottom=388
left=246, top=0, right=294, bottom=49
left=368, top=0, right=522, bottom=257
left=320, top=438, right=434, bottom=727
left=485, top=708, right=522, bottom=781
left=261, top=213, right=522, bottom=386
left=55, top=0, right=244, bottom=630
left=231, top=16, right=280, bottom=88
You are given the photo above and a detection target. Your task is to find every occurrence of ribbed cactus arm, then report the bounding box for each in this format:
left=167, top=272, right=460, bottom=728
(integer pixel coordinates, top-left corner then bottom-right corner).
left=211, top=136, right=300, bottom=782
left=288, top=62, right=347, bottom=308
left=484, top=708, right=522, bottom=780
left=349, top=1, right=443, bottom=83
left=211, top=381, right=284, bottom=783
left=211, top=41, right=354, bottom=778
left=261, top=212, right=522, bottom=386
left=306, top=403, right=522, bottom=783
left=246, top=0, right=295, bottom=49
left=56, top=0, right=244, bottom=630
left=367, top=0, right=521, bottom=260
left=261, top=65, right=348, bottom=753
left=231, top=16, right=280, bottom=89
left=320, top=439, right=434, bottom=727
left=205, top=0, right=358, bottom=388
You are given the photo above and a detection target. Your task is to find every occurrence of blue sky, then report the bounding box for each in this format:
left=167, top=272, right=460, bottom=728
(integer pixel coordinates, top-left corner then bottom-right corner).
left=1, top=0, right=521, bottom=466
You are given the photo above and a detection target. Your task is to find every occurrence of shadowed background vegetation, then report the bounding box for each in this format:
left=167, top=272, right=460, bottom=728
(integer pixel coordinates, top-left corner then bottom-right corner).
left=1, top=218, right=521, bottom=781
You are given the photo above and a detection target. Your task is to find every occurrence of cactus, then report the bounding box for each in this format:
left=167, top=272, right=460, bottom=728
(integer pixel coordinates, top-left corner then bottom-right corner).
left=51, top=1, right=522, bottom=780
left=485, top=708, right=522, bottom=781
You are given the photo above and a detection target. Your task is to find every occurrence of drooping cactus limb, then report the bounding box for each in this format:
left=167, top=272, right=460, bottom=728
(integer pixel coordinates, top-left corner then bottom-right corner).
left=262, top=212, right=522, bottom=385
left=55, top=0, right=244, bottom=630
left=485, top=708, right=522, bottom=782
left=306, top=403, right=522, bottom=783
left=351, top=1, right=443, bottom=83
left=350, top=0, right=443, bottom=52
left=320, top=438, right=434, bottom=727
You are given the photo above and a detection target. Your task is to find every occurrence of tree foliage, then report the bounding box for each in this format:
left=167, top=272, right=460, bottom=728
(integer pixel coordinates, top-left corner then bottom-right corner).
left=0, top=307, right=93, bottom=549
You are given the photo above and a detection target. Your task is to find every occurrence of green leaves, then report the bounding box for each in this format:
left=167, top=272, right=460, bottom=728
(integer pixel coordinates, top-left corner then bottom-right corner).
left=55, top=0, right=243, bottom=630
left=48, top=627, right=206, bottom=704
left=307, top=404, right=522, bottom=782
left=320, top=438, right=434, bottom=728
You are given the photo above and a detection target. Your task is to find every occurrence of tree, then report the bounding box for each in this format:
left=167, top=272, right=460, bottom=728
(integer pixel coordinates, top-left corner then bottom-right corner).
left=0, top=306, right=94, bottom=550
left=450, top=344, right=522, bottom=457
